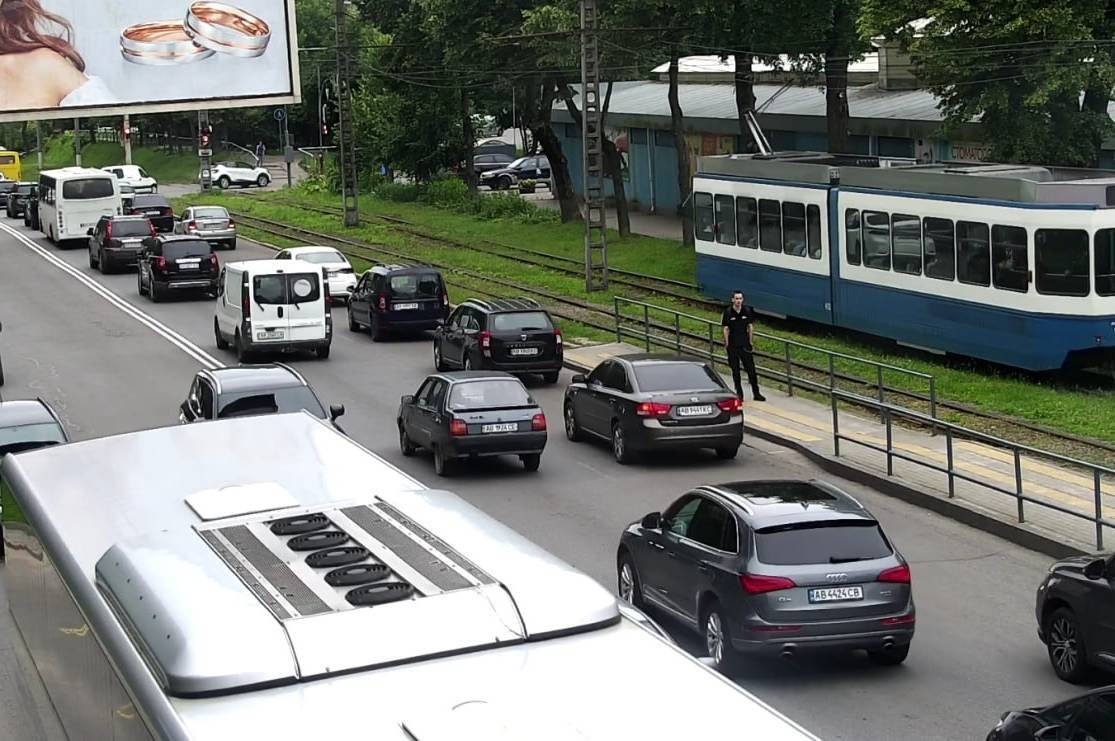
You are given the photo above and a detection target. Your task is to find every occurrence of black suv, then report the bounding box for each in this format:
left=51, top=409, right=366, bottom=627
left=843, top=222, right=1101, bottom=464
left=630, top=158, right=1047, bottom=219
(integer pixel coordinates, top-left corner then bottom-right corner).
left=347, top=264, right=450, bottom=340
left=4, top=182, right=34, bottom=219
left=128, top=194, right=175, bottom=232
left=137, top=235, right=219, bottom=302
left=433, top=298, right=563, bottom=384
left=178, top=364, right=345, bottom=432
left=23, top=186, right=39, bottom=229
left=1036, top=552, right=1115, bottom=683
left=87, top=215, right=155, bottom=273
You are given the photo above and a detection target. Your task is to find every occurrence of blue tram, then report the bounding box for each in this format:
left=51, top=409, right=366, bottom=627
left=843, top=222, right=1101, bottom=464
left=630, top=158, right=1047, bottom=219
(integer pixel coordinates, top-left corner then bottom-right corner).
left=693, top=153, right=1115, bottom=371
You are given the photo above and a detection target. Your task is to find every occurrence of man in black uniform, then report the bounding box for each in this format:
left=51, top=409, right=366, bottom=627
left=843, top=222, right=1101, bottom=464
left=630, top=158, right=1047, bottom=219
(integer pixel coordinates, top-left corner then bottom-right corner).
left=721, top=290, right=765, bottom=401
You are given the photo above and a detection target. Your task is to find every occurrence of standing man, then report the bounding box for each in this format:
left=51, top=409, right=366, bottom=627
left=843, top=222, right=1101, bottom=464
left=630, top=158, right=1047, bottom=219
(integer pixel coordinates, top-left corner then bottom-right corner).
left=255, top=141, right=266, bottom=167
left=721, top=290, right=765, bottom=402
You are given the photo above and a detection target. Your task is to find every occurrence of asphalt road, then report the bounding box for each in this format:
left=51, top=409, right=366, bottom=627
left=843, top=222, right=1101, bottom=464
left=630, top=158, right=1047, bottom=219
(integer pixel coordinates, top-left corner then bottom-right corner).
left=0, top=218, right=1088, bottom=741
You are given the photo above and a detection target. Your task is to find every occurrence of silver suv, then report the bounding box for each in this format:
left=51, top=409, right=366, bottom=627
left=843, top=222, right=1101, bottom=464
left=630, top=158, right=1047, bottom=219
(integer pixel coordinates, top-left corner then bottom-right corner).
left=617, top=479, right=914, bottom=672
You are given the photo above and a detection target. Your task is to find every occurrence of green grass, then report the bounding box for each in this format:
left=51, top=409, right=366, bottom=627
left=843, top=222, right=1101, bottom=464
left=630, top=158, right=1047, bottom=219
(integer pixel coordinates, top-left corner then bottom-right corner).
left=169, top=188, right=1115, bottom=455
left=21, top=135, right=232, bottom=184
left=1, top=476, right=26, bottom=525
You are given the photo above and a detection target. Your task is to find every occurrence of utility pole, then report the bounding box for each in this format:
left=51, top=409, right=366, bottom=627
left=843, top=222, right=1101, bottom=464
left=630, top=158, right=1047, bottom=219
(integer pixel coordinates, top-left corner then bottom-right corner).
left=73, top=118, right=82, bottom=167
left=335, top=0, right=359, bottom=227
left=580, top=0, right=608, bottom=291
left=35, top=121, right=42, bottom=171
left=317, top=65, right=324, bottom=148
left=123, top=113, right=132, bottom=165
left=198, top=110, right=212, bottom=191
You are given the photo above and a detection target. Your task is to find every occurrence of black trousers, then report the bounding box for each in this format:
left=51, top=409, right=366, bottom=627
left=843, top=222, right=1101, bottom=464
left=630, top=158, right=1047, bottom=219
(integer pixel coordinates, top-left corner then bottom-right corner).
left=727, top=345, right=761, bottom=398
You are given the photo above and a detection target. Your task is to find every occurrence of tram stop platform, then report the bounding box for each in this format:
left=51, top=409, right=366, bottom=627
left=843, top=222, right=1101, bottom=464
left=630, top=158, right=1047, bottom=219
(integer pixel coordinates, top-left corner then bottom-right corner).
left=563, top=342, right=1115, bottom=558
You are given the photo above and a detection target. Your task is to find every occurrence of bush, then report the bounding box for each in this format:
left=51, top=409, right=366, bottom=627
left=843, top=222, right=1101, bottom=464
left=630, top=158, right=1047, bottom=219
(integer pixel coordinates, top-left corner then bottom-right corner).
left=375, top=181, right=421, bottom=202
left=425, top=177, right=469, bottom=207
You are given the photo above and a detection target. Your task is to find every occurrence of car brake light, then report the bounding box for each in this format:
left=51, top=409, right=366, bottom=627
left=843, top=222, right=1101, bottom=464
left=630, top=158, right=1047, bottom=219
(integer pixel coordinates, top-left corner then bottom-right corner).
left=155, top=256, right=167, bottom=270
left=242, top=290, right=251, bottom=317
left=717, top=398, right=743, bottom=413
left=378, top=294, right=386, bottom=311
left=878, top=565, right=911, bottom=583
left=740, top=573, right=796, bottom=594
left=442, top=292, right=449, bottom=306
left=228, top=219, right=235, bottom=228
left=449, top=419, right=468, bottom=436
left=209, top=252, right=218, bottom=269
left=106, top=221, right=113, bottom=239
left=636, top=401, right=672, bottom=417
left=881, top=614, right=916, bottom=626
left=531, top=413, right=546, bottom=431
left=479, top=330, right=492, bottom=356
left=554, top=327, right=562, bottom=345
left=187, top=220, right=198, bottom=231
left=149, top=222, right=157, bottom=238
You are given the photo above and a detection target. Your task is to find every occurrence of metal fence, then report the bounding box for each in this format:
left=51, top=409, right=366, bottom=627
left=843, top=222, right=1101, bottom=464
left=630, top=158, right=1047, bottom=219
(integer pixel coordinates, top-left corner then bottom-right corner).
left=831, top=389, right=1115, bottom=550
left=613, top=296, right=937, bottom=423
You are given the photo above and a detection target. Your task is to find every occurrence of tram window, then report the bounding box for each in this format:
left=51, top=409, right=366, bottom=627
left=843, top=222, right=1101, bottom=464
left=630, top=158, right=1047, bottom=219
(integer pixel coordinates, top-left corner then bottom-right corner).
left=991, top=225, right=1028, bottom=293
left=807, top=204, right=822, bottom=260
left=694, top=192, right=714, bottom=242
left=1095, top=229, right=1115, bottom=296
left=1035, top=229, right=1089, bottom=296
left=862, top=211, right=891, bottom=270
left=783, top=202, right=807, bottom=257
left=737, top=197, right=758, bottom=249
left=924, top=217, right=955, bottom=281
left=714, top=195, right=736, bottom=245
left=759, top=199, right=782, bottom=253
left=957, top=221, right=990, bottom=286
left=892, top=214, right=922, bottom=275
left=845, top=209, right=862, bottom=265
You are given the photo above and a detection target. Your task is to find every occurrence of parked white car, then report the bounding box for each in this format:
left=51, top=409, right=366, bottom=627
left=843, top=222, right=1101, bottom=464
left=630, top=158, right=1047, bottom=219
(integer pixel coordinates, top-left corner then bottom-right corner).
left=209, top=161, right=271, bottom=189
left=102, top=165, right=157, bottom=193
left=275, top=245, right=357, bottom=303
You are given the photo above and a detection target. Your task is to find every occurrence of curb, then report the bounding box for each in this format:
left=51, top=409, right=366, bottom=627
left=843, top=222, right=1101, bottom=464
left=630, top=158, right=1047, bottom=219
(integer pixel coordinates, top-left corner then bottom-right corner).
left=561, top=352, right=1090, bottom=560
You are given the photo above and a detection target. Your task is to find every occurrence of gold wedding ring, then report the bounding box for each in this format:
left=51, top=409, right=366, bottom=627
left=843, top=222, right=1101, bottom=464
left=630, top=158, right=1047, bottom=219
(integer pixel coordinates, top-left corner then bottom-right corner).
left=120, top=21, right=216, bottom=66
left=184, top=2, right=271, bottom=58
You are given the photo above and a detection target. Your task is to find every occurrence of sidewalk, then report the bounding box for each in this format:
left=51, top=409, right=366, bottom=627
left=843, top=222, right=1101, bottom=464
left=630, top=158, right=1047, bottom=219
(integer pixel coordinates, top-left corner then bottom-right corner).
left=563, top=342, right=1114, bottom=558
left=533, top=195, right=684, bottom=242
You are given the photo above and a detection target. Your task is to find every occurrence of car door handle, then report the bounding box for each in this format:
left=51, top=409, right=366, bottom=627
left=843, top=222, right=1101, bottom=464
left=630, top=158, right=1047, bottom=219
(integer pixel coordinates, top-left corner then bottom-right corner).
left=698, top=561, right=711, bottom=572
left=649, top=541, right=664, bottom=551
left=666, top=550, right=677, bottom=559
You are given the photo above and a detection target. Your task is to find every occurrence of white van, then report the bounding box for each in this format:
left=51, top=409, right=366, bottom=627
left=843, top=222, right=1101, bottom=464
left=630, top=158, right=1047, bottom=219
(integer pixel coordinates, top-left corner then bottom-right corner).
left=214, top=259, right=333, bottom=361
left=38, top=167, right=122, bottom=245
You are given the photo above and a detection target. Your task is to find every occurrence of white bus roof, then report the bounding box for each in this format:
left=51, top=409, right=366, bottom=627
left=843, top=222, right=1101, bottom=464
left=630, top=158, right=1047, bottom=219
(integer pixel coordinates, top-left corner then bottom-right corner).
left=38, top=166, right=117, bottom=179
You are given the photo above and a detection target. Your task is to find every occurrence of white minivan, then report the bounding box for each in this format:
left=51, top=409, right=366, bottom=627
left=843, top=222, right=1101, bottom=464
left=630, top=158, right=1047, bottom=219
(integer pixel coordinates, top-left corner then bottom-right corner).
left=37, top=167, right=122, bottom=245
left=214, top=259, right=333, bottom=361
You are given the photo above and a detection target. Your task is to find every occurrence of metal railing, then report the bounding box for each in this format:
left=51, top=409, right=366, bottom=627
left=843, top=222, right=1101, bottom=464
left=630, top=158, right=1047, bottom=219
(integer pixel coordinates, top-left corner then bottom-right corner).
left=831, top=389, right=1115, bottom=550
left=613, top=296, right=937, bottom=425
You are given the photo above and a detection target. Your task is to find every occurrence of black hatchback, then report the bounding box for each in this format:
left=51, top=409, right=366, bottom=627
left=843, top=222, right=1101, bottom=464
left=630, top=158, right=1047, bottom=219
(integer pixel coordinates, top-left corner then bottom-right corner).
left=137, top=235, right=219, bottom=302
left=433, top=298, right=563, bottom=384
left=987, top=686, right=1115, bottom=740
left=397, top=371, right=547, bottom=476
left=347, top=264, right=449, bottom=340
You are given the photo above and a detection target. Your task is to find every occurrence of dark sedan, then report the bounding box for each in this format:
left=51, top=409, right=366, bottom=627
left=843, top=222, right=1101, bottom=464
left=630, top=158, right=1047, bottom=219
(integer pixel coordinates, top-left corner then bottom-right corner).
left=129, top=194, right=175, bottom=232
left=398, top=371, right=547, bottom=476
left=564, top=354, right=743, bottom=464
left=5, top=182, right=34, bottom=218
left=987, top=685, right=1115, bottom=740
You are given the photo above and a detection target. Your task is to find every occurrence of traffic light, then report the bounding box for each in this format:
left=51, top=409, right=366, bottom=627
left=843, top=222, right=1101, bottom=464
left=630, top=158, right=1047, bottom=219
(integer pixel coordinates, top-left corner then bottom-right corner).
left=122, top=123, right=131, bottom=141
left=199, top=126, right=212, bottom=149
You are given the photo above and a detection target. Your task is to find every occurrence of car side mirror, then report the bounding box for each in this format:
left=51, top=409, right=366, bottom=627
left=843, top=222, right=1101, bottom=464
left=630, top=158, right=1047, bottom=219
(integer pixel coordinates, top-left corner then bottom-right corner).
left=179, top=400, right=194, bottom=419
left=329, top=403, right=345, bottom=421
left=401, top=394, right=415, bottom=405
left=571, top=373, right=586, bottom=385
left=1083, top=557, right=1109, bottom=580
left=641, top=512, right=662, bottom=530
left=86, top=228, right=94, bottom=236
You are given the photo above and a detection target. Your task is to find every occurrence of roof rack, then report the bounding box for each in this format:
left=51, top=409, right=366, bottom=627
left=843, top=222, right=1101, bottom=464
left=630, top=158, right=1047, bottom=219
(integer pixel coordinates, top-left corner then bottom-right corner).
left=466, top=297, right=542, bottom=313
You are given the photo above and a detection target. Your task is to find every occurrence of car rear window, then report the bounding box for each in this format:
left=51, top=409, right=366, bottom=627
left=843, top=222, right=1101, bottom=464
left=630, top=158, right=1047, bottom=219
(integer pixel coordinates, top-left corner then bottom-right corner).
left=134, top=196, right=170, bottom=209
left=297, top=250, right=347, bottom=265
left=111, top=220, right=151, bottom=238
left=633, top=363, right=724, bottom=393
left=447, top=380, right=533, bottom=410
left=389, top=273, right=442, bottom=298
left=253, top=273, right=321, bottom=305
left=16, top=185, right=33, bottom=194
left=62, top=178, right=115, bottom=199
left=0, top=422, right=66, bottom=452
left=491, top=311, right=552, bottom=332
left=194, top=207, right=228, bottom=219
left=164, top=241, right=210, bottom=260
left=217, top=388, right=326, bottom=419
left=755, top=522, right=893, bottom=565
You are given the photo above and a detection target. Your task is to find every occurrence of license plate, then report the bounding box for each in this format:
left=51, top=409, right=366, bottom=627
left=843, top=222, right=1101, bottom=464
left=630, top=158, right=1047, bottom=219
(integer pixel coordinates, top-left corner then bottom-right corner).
left=179, top=263, right=199, bottom=270
left=393, top=302, right=419, bottom=310
left=677, top=404, right=713, bottom=417
left=510, top=347, right=539, bottom=356
left=808, top=586, right=864, bottom=603
left=481, top=423, right=518, bottom=433
left=257, top=329, right=285, bottom=340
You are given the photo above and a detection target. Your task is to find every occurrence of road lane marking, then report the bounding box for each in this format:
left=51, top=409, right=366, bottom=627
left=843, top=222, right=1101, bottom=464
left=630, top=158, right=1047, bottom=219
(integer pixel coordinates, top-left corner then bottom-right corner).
left=0, top=222, right=222, bottom=370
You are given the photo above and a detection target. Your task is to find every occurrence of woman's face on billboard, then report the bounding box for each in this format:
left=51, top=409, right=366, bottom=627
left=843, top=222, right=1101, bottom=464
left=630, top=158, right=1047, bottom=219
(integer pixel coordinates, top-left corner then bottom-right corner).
left=0, top=0, right=87, bottom=109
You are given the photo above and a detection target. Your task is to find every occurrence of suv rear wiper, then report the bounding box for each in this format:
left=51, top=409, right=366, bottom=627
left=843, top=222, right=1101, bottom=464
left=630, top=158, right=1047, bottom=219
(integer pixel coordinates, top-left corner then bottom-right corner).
left=829, top=555, right=872, bottom=563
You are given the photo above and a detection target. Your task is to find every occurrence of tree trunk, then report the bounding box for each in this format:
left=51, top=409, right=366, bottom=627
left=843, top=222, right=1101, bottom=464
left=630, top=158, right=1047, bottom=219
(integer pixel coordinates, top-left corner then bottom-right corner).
left=668, top=56, right=694, bottom=247
left=824, top=1, right=852, bottom=154
left=462, top=90, right=477, bottom=195
left=561, top=82, right=630, bottom=238
left=733, top=54, right=758, bottom=150
left=525, top=79, right=579, bottom=223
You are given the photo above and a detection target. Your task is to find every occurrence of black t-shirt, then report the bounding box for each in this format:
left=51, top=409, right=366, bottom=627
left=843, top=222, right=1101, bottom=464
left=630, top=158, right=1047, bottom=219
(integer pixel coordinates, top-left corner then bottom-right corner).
left=721, top=305, right=755, bottom=349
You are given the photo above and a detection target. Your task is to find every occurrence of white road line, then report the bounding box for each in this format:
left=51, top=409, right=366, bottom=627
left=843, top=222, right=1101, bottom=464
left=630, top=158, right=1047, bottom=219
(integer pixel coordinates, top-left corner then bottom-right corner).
left=0, top=222, right=222, bottom=370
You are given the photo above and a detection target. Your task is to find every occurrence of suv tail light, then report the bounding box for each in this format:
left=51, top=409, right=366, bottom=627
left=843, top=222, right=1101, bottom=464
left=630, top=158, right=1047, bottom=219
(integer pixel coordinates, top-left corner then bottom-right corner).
left=377, top=294, right=386, bottom=311
left=106, top=221, right=113, bottom=240
left=479, top=330, right=492, bottom=356
left=155, top=256, right=167, bottom=271
left=878, top=564, right=911, bottom=584
left=209, top=252, right=219, bottom=270
left=449, top=419, right=468, bottom=436
left=554, top=327, right=563, bottom=345
left=187, top=220, right=198, bottom=232
left=228, top=219, right=235, bottom=228
left=442, top=292, right=449, bottom=306
left=741, top=573, right=796, bottom=595
left=149, top=222, right=157, bottom=238
left=531, top=413, right=546, bottom=431
left=717, top=398, right=743, bottom=413
left=636, top=401, right=672, bottom=417
left=242, top=289, right=251, bottom=317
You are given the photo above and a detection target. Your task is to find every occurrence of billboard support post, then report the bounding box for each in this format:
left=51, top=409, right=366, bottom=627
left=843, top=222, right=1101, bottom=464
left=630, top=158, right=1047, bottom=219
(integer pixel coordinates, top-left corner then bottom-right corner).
left=123, top=114, right=132, bottom=165
left=335, top=0, right=359, bottom=227
left=73, top=118, right=82, bottom=167
left=35, top=122, right=42, bottom=171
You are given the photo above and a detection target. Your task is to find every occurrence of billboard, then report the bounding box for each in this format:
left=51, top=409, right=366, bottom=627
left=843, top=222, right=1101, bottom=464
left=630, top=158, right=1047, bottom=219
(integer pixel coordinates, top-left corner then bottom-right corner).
left=0, top=0, right=300, bottom=123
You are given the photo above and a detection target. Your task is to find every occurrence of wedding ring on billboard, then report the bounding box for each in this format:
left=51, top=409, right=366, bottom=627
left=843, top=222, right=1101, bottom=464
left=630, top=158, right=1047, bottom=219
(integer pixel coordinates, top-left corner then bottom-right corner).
left=185, top=2, right=271, bottom=58
left=120, top=21, right=216, bottom=65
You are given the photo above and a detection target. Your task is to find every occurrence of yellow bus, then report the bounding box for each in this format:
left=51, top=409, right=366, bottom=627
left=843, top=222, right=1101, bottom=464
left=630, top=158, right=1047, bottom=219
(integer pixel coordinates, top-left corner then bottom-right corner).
left=0, top=151, right=23, bottom=181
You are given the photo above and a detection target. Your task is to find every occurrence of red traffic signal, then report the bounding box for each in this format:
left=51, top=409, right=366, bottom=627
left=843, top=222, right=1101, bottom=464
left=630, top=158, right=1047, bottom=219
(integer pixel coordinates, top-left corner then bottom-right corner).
left=122, top=124, right=131, bottom=140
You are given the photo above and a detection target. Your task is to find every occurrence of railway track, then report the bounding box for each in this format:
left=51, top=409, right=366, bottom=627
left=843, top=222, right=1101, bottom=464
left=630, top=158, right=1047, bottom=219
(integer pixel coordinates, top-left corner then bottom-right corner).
left=227, top=209, right=1115, bottom=465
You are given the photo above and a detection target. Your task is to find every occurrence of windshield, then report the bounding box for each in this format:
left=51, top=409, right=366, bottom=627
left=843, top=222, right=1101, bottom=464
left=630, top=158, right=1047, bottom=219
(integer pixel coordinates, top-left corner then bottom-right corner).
left=253, top=273, right=321, bottom=305
left=634, top=363, right=723, bottom=393
left=62, top=178, right=115, bottom=199
left=112, top=220, right=151, bottom=238
left=217, top=387, right=326, bottom=419
left=507, top=157, right=529, bottom=169
left=389, top=273, right=441, bottom=298
left=16, top=184, right=32, bottom=195
left=491, top=311, right=552, bottom=332
left=134, top=195, right=170, bottom=209
left=447, top=379, right=533, bottom=410
left=194, top=207, right=228, bottom=219
left=163, top=241, right=210, bottom=260
left=755, top=522, right=893, bottom=565
left=297, top=250, right=347, bottom=265
left=0, top=423, right=66, bottom=455
left=137, top=167, right=150, bottom=178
